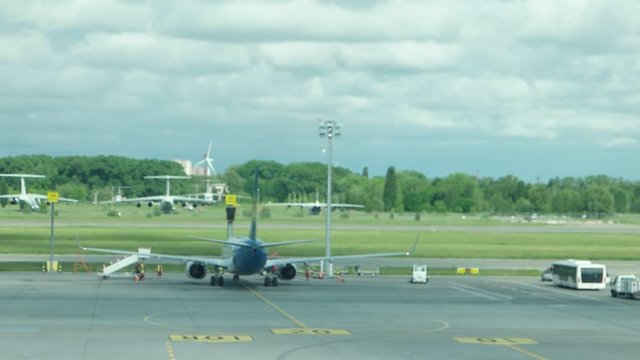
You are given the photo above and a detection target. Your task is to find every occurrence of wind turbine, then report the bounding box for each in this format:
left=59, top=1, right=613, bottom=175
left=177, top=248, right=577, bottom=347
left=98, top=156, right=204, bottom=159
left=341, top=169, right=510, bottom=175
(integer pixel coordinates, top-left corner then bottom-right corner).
left=195, top=141, right=215, bottom=176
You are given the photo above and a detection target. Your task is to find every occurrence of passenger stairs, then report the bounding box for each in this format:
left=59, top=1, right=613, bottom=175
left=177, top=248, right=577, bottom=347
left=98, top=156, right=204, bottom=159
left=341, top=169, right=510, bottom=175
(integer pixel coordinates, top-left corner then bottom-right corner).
left=99, top=248, right=151, bottom=278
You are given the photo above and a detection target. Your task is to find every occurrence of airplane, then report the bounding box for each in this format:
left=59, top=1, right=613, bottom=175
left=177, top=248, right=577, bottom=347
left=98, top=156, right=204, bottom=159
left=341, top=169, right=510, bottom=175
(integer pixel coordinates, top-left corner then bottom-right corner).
left=81, top=172, right=417, bottom=287
left=0, top=174, right=78, bottom=210
left=101, top=175, right=212, bottom=213
left=185, top=179, right=228, bottom=204
left=109, top=186, right=130, bottom=203
left=267, top=190, right=364, bottom=215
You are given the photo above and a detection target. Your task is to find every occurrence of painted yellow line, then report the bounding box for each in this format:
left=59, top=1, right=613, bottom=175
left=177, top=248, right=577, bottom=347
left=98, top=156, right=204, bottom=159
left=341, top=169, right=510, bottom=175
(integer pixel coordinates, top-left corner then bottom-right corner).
left=453, top=337, right=547, bottom=360
left=506, top=344, right=548, bottom=360
left=165, top=341, right=176, bottom=360
left=271, top=328, right=351, bottom=335
left=243, top=285, right=307, bottom=328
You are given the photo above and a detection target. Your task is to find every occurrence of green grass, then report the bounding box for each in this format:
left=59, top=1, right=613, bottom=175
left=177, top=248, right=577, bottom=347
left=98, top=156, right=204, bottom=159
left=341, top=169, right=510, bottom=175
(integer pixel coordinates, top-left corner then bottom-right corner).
left=2, top=204, right=640, bottom=261
left=2, top=225, right=640, bottom=260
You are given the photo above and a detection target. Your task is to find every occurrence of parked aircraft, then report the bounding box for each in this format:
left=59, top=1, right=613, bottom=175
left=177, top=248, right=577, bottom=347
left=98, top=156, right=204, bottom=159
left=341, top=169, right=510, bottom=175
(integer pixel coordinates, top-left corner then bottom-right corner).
left=185, top=179, right=228, bottom=204
left=82, top=173, right=416, bottom=287
left=0, top=174, right=78, bottom=210
left=267, top=190, right=364, bottom=215
left=101, top=175, right=210, bottom=213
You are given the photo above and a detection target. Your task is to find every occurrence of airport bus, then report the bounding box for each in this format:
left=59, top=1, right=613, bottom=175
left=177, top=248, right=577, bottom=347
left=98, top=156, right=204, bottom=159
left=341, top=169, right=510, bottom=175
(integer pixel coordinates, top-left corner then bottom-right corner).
left=551, top=260, right=607, bottom=290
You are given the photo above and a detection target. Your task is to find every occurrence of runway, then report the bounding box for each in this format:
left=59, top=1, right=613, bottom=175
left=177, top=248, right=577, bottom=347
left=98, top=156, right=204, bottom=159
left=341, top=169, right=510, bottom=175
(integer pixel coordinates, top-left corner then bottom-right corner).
left=1, top=272, right=638, bottom=359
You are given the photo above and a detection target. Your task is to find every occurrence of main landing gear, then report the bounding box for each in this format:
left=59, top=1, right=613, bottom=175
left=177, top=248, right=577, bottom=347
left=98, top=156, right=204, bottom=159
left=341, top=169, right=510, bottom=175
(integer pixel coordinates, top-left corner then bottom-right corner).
left=210, top=275, right=224, bottom=287
left=264, top=276, right=279, bottom=287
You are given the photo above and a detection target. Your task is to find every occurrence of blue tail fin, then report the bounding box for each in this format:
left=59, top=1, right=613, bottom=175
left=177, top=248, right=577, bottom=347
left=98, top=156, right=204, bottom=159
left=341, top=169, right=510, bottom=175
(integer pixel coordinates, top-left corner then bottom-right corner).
left=249, top=170, right=258, bottom=240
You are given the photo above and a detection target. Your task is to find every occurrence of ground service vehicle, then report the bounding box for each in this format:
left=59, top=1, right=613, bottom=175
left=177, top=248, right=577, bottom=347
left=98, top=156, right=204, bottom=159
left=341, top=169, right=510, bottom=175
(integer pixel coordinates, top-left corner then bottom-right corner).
left=411, top=264, right=428, bottom=283
left=551, top=260, right=607, bottom=290
left=610, top=274, right=640, bottom=299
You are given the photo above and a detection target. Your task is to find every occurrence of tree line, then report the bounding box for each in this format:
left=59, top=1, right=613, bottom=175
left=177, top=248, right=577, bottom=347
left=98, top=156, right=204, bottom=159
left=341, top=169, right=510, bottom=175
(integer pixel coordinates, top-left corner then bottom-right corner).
left=1, top=155, right=638, bottom=216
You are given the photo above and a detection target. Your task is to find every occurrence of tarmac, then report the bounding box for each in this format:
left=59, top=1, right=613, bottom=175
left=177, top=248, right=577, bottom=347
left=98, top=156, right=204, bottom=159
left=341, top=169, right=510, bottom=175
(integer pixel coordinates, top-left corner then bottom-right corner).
left=1, top=271, right=639, bottom=360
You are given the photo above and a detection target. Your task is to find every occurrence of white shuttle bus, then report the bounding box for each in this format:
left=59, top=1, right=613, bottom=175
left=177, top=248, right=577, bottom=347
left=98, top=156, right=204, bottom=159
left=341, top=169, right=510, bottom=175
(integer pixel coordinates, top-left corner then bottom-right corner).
left=551, top=260, right=607, bottom=290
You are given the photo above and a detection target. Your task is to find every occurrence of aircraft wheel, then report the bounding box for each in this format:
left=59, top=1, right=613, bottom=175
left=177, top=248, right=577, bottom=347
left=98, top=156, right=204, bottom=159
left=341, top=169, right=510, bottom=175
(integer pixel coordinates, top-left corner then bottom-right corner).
left=233, top=274, right=239, bottom=282
left=210, top=276, right=217, bottom=286
left=217, top=276, right=224, bottom=286
left=272, top=277, right=279, bottom=287
left=264, top=277, right=272, bottom=287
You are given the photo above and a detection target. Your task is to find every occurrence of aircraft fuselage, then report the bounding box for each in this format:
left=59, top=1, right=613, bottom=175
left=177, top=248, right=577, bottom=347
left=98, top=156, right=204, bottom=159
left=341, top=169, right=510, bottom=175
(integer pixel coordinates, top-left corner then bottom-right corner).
left=223, top=239, right=268, bottom=275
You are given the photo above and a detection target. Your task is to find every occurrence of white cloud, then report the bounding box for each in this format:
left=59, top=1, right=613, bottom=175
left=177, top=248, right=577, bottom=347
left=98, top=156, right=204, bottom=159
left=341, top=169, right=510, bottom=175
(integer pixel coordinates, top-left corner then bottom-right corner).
left=603, top=137, right=638, bottom=148
left=2, top=0, right=640, bottom=179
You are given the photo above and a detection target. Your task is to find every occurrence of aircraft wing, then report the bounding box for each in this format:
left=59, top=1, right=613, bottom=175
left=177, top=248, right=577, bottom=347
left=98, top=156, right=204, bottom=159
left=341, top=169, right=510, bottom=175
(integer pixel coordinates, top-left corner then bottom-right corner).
left=266, top=202, right=364, bottom=209
left=80, top=245, right=228, bottom=268
left=330, top=203, right=365, bottom=209
left=171, top=195, right=216, bottom=204
left=7, top=193, right=78, bottom=203
left=264, top=233, right=420, bottom=268
left=100, top=195, right=165, bottom=205
left=264, top=250, right=410, bottom=268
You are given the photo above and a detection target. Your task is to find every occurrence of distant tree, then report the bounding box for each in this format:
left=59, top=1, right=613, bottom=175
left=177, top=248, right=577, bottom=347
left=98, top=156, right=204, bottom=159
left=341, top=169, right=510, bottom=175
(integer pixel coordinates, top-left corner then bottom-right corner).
left=383, top=166, right=397, bottom=212
left=584, top=185, right=614, bottom=217
left=362, top=166, right=369, bottom=178
left=0, top=180, right=7, bottom=207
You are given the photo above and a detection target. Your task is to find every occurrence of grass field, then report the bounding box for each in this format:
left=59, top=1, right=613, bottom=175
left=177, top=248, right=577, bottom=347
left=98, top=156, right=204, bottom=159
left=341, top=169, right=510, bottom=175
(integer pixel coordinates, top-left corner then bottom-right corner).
left=2, top=204, right=640, bottom=261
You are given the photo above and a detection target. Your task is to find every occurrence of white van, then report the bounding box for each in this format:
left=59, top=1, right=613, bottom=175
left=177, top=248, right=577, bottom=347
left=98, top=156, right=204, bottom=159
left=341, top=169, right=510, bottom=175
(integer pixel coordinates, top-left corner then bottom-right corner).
left=610, top=274, right=639, bottom=298
left=411, top=264, right=428, bottom=284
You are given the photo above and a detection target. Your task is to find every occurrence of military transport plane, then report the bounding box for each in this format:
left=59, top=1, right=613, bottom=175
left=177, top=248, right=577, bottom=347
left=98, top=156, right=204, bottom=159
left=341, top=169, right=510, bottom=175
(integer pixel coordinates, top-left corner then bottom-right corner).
left=101, top=175, right=211, bottom=213
left=0, top=174, right=78, bottom=210
left=268, top=191, right=364, bottom=215
left=82, top=175, right=416, bottom=287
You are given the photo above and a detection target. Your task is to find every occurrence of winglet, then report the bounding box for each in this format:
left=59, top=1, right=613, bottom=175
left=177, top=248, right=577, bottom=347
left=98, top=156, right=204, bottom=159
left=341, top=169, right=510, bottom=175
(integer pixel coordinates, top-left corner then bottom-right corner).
left=75, top=235, right=86, bottom=251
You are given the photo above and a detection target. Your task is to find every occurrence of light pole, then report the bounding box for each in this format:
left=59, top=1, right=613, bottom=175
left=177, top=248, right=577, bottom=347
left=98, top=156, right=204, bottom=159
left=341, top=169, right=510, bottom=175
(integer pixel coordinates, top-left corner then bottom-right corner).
left=318, top=119, right=341, bottom=278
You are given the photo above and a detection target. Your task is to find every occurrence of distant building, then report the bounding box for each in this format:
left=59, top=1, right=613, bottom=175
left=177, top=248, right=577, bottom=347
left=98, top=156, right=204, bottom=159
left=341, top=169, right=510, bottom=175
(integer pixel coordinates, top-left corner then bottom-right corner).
left=173, top=159, right=193, bottom=176
left=191, top=167, right=207, bottom=176
left=173, top=159, right=207, bottom=176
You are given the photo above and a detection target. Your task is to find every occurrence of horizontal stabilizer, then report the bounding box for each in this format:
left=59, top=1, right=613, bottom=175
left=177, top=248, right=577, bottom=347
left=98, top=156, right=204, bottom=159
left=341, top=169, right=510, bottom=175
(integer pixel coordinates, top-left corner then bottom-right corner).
left=189, top=236, right=256, bottom=249
left=259, top=239, right=317, bottom=248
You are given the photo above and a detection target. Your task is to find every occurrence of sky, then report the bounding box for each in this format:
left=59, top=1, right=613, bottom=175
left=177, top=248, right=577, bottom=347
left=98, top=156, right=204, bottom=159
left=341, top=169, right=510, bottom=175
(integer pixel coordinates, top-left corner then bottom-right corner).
left=1, top=0, right=639, bottom=182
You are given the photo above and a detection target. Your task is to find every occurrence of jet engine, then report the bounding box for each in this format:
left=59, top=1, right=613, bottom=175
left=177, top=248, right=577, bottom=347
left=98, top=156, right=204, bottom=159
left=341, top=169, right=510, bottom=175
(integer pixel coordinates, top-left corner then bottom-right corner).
left=276, top=263, right=297, bottom=280
left=186, top=261, right=207, bottom=279
left=10, top=198, right=18, bottom=205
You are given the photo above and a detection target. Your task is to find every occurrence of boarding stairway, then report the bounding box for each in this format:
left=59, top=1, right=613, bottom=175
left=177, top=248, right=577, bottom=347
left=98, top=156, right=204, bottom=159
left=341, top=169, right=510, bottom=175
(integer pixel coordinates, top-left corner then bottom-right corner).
left=99, top=248, right=151, bottom=278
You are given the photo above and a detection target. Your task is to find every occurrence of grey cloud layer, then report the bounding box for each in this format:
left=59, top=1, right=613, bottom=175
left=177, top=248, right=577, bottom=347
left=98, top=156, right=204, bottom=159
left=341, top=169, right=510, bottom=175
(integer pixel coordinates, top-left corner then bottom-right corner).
left=1, top=0, right=639, bottom=178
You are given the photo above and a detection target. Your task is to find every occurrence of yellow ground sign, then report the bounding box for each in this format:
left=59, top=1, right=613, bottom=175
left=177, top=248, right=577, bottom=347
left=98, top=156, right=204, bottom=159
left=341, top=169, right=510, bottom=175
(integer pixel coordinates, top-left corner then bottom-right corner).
left=169, top=335, right=252, bottom=343
left=225, top=194, right=237, bottom=206
left=453, top=337, right=538, bottom=345
left=47, top=191, right=59, bottom=203
left=272, top=328, right=351, bottom=335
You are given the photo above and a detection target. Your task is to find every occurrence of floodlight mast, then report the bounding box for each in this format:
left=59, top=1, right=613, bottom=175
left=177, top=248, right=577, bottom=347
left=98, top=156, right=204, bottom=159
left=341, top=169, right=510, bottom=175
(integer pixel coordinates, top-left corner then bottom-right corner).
left=318, top=119, right=341, bottom=278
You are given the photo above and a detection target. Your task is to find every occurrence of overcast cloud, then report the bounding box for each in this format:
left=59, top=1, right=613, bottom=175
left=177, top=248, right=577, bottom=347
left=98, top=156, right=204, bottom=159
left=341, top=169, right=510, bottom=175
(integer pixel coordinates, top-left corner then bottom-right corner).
left=1, top=0, right=639, bottom=181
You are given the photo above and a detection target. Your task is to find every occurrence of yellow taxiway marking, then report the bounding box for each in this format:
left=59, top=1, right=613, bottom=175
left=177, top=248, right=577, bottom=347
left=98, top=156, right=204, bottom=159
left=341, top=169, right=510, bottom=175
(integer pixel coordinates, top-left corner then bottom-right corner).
left=271, top=328, right=351, bottom=335
left=165, top=341, right=176, bottom=360
left=453, top=337, right=547, bottom=360
left=243, top=285, right=351, bottom=335
left=169, top=334, right=253, bottom=343
left=243, top=285, right=307, bottom=328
